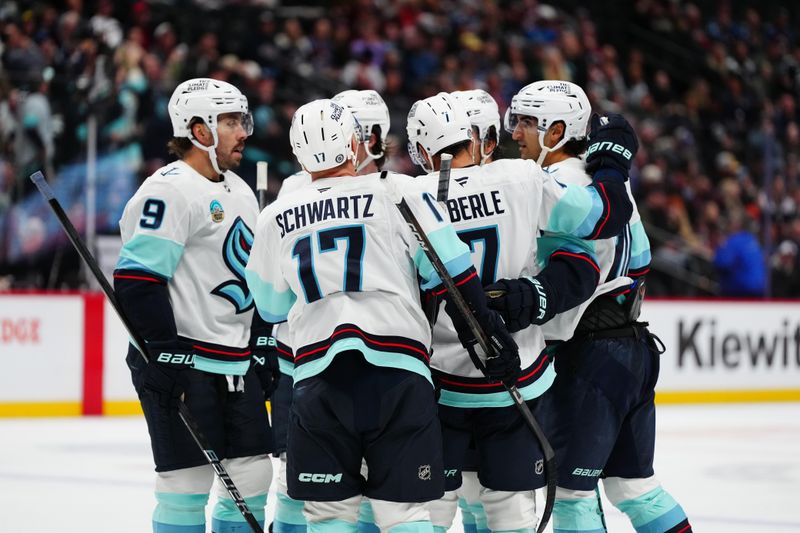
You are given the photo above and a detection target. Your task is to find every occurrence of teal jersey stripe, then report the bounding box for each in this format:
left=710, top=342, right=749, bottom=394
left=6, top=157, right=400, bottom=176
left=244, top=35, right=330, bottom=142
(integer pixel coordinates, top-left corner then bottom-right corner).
left=547, top=185, right=604, bottom=238
left=278, top=358, right=295, bottom=376
left=438, top=365, right=555, bottom=408
left=246, top=270, right=297, bottom=323
left=553, top=497, right=605, bottom=532
left=537, top=233, right=596, bottom=268
left=628, top=220, right=651, bottom=270
left=414, top=225, right=473, bottom=288
left=292, top=338, right=432, bottom=386
left=117, top=233, right=185, bottom=279
left=193, top=356, right=250, bottom=376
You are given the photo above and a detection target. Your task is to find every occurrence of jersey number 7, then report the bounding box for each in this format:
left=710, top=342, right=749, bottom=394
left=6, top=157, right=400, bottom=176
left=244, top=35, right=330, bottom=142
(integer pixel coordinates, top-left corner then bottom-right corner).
left=292, top=224, right=366, bottom=303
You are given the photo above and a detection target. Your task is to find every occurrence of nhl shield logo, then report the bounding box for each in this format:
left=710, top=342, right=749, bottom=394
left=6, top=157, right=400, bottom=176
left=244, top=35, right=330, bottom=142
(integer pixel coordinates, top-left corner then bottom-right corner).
left=535, top=459, right=544, bottom=475
left=418, top=464, right=431, bottom=481
left=210, top=200, right=225, bottom=223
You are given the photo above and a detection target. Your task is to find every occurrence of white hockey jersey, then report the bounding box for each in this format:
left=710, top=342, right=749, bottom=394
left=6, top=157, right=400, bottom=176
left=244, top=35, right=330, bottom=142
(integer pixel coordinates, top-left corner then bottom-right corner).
left=270, top=170, right=312, bottom=376
left=278, top=170, right=312, bottom=198
left=117, top=160, right=258, bottom=375
left=414, top=158, right=610, bottom=408
left=245, top=171, right=473, bottom=386
left=539, top=157, right=650, bottom=342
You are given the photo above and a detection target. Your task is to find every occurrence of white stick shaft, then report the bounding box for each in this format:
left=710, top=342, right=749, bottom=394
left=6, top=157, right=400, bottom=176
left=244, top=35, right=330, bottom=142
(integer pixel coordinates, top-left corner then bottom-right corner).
left=256, top=161, right=268, bottom=191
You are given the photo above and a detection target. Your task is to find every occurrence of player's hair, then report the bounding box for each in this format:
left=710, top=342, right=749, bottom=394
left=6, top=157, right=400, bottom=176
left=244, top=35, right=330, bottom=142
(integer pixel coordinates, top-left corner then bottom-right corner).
left=563, top=138, right=588, bottom=158
left=371, top=125, right=388, bottom=170
left=437, top=139, right=473, bottom=159
left=550, top=120, right=587, bottom=158
left=166, top=117, right=204, bottom=159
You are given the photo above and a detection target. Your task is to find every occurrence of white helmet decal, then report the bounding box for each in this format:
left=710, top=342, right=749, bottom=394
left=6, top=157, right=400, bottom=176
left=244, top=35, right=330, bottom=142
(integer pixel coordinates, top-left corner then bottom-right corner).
left=451, top=89, right=501, bottom=164
left=290, top=99, right=358, bottom=173
left=168, top=78, right=252, bottom=175
left=406, top=92, right=474, bottom=173
left=505, top=80, right=590, bottom=165
left=332, top=90, right=391, bottom=172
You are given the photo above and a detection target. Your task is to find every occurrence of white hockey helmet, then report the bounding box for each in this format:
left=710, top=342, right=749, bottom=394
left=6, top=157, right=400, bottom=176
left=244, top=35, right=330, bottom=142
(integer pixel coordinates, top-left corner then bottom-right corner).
left=451, top=89, right=501, bottom=164
left=332, top=89, right=391, bottom=172
left=290, top=99, right=359, bottom=173
left=504, top=80, right=590, bottom=165
left=168, top=78, right=253, bottom=174
left=406, top=92, right=474, bottom=173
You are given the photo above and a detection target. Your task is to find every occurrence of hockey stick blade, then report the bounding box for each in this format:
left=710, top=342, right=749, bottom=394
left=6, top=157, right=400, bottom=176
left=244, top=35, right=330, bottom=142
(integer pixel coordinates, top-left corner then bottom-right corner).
left=29, top=171, right=265, bottom=533
left=392, top=193, right=555, bottom=533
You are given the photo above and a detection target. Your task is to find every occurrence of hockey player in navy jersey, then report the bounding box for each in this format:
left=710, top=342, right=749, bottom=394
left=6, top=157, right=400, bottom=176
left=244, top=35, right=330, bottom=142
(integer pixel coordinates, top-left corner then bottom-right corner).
left=113, top=78, right=274, bottom=532
left=494, top=80, right=692, bottom=533
left=246, top=98, right=519, bottom=533
left=269, top=89, right=392, bottom=533
left=407, top=91, right=637, bottom=533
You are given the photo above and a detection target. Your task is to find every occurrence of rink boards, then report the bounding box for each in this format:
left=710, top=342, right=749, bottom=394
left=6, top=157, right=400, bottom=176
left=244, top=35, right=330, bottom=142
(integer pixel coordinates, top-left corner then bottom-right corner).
left=0, top=292, right=798, bottom=416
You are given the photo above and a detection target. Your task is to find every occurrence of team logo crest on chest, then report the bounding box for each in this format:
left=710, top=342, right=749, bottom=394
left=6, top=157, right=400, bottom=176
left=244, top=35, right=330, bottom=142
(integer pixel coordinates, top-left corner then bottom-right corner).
left=210, top=200, right=225, bottom=223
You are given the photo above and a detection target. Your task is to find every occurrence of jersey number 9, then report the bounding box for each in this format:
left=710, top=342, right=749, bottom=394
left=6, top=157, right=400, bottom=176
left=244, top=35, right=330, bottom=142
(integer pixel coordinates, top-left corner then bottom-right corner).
left=139, top=199, right=166, bottom=229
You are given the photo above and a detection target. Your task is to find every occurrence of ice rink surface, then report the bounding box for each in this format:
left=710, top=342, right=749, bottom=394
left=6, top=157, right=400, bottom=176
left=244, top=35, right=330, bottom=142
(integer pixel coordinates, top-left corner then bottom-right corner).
left=1, top=402, right=798, bottom=532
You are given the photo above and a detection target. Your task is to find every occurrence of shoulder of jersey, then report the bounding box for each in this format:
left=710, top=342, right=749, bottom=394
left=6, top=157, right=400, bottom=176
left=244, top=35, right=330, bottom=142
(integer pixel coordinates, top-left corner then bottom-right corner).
left=136, top=161, right=195, bottom=200
left=278, top=171, right=312, bottom=196
left=222, top=169, right=252, bottom=192
left=544, top=158, right=591, bottom=186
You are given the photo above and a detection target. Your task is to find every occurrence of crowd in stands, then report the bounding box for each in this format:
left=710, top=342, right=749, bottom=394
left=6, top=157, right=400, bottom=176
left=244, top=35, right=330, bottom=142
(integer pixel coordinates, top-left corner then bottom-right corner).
left=1, top=0, right=799, bottom=297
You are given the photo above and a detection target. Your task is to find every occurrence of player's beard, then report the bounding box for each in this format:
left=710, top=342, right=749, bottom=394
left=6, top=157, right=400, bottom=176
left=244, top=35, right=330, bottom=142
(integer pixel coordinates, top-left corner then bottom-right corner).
left=217, top=144, right=244, bottom=171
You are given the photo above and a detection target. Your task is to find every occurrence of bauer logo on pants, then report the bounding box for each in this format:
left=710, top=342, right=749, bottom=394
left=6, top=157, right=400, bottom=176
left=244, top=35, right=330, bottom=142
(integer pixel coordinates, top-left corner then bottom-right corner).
left=535, top=459, right=544, bottom=475
left=418, top=464, right=431, bottom=480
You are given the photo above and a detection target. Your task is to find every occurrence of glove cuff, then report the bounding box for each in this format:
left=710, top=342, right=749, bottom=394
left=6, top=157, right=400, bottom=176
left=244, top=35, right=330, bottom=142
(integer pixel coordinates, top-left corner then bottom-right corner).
left=590, top=167, right=626, bottom=183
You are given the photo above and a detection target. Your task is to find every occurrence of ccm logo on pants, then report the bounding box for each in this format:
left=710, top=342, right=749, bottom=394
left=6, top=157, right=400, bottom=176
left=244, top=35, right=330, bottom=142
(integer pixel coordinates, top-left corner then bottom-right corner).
left=298, top=473, right=343, bottom=483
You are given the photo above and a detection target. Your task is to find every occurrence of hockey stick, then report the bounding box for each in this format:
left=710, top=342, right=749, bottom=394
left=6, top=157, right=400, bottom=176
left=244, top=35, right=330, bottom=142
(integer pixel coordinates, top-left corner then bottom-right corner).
left=30, top=171, right=265, bottom=533
left=436, top=152, right=453, bottom=202
left=402, top=156, right=556, bottom=533
left=256, top=161, right=269, bottom=211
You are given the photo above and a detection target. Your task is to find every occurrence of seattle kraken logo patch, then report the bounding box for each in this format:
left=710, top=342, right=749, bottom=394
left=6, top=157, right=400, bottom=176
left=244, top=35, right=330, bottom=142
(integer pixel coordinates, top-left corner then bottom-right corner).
left=210, top=200, right=225, bottom=223
left=212, top=216, right=254, bottom=313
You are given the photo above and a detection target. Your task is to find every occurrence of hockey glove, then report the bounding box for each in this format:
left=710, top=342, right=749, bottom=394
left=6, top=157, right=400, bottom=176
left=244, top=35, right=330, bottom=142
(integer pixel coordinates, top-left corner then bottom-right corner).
left=143, top=340, right=194, bottom=408
left=485, top=277, right=554, bottom=333
left=585, top=113, right=639, bottom=177
left=250, top=334, right=281, bottom=399
left=443, top=269, right=522, bottom=386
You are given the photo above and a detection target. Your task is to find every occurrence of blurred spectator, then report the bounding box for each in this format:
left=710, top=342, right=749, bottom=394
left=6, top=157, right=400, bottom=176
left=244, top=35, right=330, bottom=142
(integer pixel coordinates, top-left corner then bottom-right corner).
left=0, top=0, right=797, bottom=296
left=713, top=211, right=767, bottom=297
left=771, top=240, right=800, bottom=296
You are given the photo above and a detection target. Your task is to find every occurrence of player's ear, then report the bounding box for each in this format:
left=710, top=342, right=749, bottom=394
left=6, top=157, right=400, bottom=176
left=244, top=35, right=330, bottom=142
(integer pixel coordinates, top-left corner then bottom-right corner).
left=192, top=121, right=211, bottom=145
left=549, top=121, right=565, bottom=142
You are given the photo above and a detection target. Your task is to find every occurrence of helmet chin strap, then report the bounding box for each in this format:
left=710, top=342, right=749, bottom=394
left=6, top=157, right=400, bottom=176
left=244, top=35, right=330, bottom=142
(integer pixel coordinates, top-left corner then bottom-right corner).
left=536, top=129, right=569, bottom=167
left=356, top=141, right=383, bottom=173
left=480, top=138, right=494, bottom=165
left=190, top=128, right=224, bottom=176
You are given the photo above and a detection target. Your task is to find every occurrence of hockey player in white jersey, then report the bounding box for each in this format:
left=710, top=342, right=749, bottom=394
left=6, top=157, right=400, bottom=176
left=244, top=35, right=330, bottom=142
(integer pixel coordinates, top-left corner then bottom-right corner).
left=451, top=89, right=501, bottom=166
left=496, top=80, right=693, bottom=533
left=113, top=78, right=274, bottom=532
left=246, top=99, right=520, bottom=533
left=269, top=89, right=391, bottom=533
left=407, top=92, right=638, bottom=533
left=444, top=88, right=500, bottom=533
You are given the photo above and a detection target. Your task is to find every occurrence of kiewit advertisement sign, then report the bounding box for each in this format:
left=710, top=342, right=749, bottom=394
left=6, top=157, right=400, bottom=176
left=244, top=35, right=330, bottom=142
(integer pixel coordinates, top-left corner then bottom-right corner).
left=644, top=300, right=800, bottom=402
